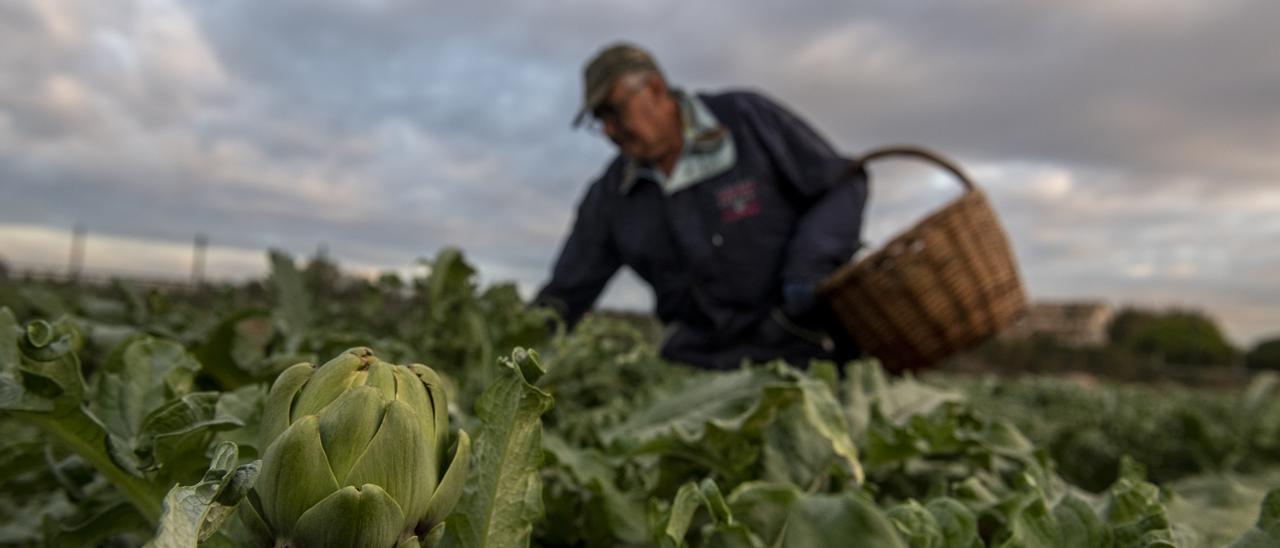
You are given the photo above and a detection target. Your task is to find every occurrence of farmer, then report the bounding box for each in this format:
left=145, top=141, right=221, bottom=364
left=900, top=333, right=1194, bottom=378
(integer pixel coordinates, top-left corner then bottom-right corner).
left=535, top=42, right=868, bottom=370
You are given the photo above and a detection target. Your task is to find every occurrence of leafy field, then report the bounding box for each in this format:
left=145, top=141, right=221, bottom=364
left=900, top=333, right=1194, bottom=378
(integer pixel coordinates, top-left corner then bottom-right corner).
left=1, top=249, right=1278, bottom=547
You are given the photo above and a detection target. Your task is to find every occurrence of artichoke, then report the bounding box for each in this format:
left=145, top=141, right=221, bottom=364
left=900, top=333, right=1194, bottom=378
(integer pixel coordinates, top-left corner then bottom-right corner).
left=243, top=347, right=471, bottom=547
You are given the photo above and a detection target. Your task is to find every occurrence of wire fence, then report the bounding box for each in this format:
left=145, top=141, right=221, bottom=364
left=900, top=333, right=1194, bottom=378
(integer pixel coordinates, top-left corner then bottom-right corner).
left=1, top=227, right=261, bottom=289
left=3, top=259, right=216, bottom=290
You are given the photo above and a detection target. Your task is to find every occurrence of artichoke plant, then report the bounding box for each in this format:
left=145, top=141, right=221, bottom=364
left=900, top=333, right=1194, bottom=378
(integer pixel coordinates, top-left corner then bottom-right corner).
left=242, top=347, right=471, bottom=547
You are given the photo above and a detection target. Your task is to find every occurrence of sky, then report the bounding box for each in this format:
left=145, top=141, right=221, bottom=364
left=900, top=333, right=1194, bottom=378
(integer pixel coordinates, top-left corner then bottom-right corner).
left=1, top=0, right=1277, bottom=346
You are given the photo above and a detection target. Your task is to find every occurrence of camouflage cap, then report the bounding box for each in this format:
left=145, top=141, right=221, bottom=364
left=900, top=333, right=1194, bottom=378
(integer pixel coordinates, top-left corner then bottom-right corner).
left=571, top=42, right=661, bottom=128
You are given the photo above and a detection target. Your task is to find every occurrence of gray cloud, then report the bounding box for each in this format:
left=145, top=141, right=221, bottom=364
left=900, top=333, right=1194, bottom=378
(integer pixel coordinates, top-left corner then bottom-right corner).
left=1, top=0, right=1276, bottom=344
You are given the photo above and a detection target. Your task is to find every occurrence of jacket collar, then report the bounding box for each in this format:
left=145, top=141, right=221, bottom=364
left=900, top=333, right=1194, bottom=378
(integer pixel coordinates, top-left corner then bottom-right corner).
left=619, top=89, right=736, bottom=195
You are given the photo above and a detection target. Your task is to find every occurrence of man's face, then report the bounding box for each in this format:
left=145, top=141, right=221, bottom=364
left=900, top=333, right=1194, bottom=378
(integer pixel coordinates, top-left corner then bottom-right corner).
left=594, top=76, right=679, bottom=161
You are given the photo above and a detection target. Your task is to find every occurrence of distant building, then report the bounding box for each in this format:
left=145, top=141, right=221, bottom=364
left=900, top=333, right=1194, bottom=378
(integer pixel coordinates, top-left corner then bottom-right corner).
left=1002, top=301, right=1114, bottom=346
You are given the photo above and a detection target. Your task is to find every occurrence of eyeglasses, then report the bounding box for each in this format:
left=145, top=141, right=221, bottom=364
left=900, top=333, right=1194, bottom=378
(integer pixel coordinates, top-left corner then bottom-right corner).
left=586, top=79, right=648, bottom=134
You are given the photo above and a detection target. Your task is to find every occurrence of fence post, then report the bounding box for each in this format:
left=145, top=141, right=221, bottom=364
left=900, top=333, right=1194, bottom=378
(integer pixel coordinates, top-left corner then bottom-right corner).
left=192, top=233, right=208, bottom=284
left=69, top=224, right=87, bottom=281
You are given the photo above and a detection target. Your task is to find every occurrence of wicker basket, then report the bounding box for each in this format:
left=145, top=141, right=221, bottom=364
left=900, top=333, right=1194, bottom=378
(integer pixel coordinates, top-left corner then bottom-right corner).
left=818, top=146, right=1027, bottom=372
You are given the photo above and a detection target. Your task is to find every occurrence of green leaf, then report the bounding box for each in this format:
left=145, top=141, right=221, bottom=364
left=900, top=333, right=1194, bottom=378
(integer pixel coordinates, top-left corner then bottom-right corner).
left=658, top=481, right=706, bottom=547
left=141, top=392, right=245, bottom=482
left=652, top=479, right=759, bottom=548
left=212, top=383, right=268, bottom=459
left=886, top=500, right=942, bottom=546
left=73, top=317, right=141, bottom=359
left=604, top=363, right=864, bottom=492
left=540, top=431, right=647, bottom=545
left=0, top=439, right=45, bottom=487
left=762, top=403, right=837, bottom=488
left=996, top=493, right=1109, bottom=548
left=90, top=337, right=204, bottom=474
left=782, top=492, right=906, bottom=548
left=0, top=309, right=87, bottom=414
left=441, top=349, right=554, bottom=548
left=42, top=499, right=152, bottom=548
left=845, top=362, right=961, bottom=434
left=1229, top=489, right=1280, bottom=548
left=270, top=250, right=314, bottom=348
left=1241, top=373, right=1279, bottom=416
left=192, top=308, right=276, bottom=388
left=842, top=360, right=892, bottom=436
left=725, top=481, right=802, bottom=546
left=15, top=287, right=70, bottom=319
left=794, top=377, right=864, bottom=484
left=1100, top=461, right=1182, bottom=548
left=601, top=366, right=787, bottom=450
left=1052, top=494, right=1109, bottom=548
left=26, top=409, right=168, bottom=522
left=887, top=498, right=982, bottom=548
left=1, top=309, right=173, bottom=521
left=145, top=442, right=261, bottom=548
left=424, top=248, right=478, bottom=313
left=416, top=248, right=502, bottom=406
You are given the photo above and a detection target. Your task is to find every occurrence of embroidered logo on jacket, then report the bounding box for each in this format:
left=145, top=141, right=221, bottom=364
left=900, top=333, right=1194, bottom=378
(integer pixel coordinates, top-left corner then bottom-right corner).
left=715, top=179, right=762, bottom=223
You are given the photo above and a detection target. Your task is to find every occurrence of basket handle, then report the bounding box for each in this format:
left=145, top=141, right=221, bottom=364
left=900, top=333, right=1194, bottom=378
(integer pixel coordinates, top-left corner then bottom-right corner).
left=855, top=145, right=976, bottom=192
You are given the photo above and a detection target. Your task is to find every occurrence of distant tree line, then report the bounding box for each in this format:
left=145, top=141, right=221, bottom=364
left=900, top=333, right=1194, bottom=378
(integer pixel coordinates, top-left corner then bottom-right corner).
left=1246, top=339, right=1280, bottom=371
left=952, top=306, right=1280, bottom=379
left=1106, top=308, right=1237, bottom=366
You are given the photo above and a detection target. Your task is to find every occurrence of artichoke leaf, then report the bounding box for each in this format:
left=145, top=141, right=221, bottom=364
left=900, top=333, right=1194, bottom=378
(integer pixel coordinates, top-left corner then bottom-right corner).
left=343, top=399, right=435, bottom=530
left=259, top=362, right=315, bottom=447
left=317, top=385, right=386, bottom=482
left=291, top=349, right=369, bottom=419
left=293, top=483, right=405, bottom=548
left=421, top=430, right=472, bottom=532
left=257, top=415, right=340, bottom=536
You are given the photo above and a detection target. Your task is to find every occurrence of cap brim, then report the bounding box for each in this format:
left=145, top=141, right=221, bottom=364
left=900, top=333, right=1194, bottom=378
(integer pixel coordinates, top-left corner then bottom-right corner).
left=571, top=107, right=590, bottom=128
left=570, top=84, right=613, bottom=128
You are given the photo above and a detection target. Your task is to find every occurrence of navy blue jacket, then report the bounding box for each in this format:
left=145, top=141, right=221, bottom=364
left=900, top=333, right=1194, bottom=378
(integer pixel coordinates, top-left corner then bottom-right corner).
left=537, top=90, right=868, bottom=369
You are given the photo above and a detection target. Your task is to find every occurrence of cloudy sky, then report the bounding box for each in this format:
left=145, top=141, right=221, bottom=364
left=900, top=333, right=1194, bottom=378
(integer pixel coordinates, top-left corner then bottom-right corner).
left=1, top=0, right=1277, bottom=345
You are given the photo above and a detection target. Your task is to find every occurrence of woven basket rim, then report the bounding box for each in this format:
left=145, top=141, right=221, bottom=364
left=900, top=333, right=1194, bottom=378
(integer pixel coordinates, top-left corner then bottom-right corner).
left=817, top=145, right=1028, bottom=371
left=820, top=188, right=991, bottom=294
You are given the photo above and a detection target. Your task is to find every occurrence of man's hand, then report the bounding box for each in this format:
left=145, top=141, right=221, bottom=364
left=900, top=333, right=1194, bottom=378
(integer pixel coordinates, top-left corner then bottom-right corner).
left=782, top=281, right=818, bottom=318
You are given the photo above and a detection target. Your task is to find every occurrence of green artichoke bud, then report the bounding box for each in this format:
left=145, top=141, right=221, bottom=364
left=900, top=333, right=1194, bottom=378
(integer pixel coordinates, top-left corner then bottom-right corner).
left=247, top=347, right=470, bottom=547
